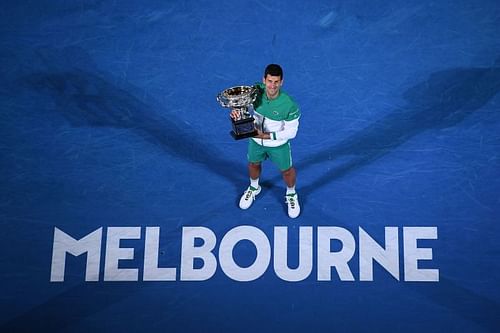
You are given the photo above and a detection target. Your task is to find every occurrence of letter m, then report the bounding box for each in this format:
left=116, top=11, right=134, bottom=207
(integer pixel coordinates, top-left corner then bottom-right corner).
left=50, top=227, right=102, bottom=282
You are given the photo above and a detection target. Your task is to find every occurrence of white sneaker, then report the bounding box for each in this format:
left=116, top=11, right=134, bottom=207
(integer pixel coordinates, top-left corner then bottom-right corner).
left=285, top=193, right=300, bottom=218
left=239, top=186, right=261, bottom=210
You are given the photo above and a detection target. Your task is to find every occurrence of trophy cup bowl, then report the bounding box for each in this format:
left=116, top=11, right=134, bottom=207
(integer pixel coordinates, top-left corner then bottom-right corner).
left=216, top=85, right=258, bottom=140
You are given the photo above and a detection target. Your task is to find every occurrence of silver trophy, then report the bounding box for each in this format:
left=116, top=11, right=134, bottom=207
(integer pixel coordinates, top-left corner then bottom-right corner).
left=216, top=85, right=258, bottom=140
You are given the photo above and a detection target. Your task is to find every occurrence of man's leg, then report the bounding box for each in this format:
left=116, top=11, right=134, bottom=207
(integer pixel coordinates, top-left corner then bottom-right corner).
left=239, top=141, right=265, bottom=210
left=249, top=162, right=262, bottom=181
left=282, top=167, right=300, bottom=219
left=239, top=162, right=262, bottom=209
left=282, top=166, right=296, bottom=188
left=266, top=143, right=301, bottom=218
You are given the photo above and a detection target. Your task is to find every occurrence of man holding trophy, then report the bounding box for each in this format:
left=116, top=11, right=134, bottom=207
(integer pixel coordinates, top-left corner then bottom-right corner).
left=217, top=64, right=301, bottom=218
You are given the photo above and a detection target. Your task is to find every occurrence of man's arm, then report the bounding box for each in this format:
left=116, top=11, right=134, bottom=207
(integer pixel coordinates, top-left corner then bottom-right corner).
left=255, top=117, right=300, bottom=140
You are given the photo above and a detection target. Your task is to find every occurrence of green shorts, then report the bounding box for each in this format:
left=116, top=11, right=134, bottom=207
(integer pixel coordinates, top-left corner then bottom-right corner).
left=247, top=139, right=293, bottom=171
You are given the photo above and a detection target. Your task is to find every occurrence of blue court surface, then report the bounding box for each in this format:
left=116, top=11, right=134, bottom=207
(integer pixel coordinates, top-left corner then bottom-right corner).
left=1, top=1, right=499, bottom=332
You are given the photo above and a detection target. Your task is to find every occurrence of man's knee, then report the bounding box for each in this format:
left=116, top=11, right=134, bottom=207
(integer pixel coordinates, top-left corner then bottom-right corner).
left=281, top=166, right=295, bottom=176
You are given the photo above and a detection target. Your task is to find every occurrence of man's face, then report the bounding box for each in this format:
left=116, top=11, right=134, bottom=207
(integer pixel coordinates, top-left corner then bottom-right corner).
left=263, top=74, right=282, bottom=99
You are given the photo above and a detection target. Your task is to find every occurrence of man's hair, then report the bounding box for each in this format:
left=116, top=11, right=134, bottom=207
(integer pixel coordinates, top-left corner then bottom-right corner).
left=264, top=64, right=283, bottom=79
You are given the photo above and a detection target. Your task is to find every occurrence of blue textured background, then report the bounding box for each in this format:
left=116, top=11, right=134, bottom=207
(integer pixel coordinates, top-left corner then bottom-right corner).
left=1, top=0, right=499, bottom=332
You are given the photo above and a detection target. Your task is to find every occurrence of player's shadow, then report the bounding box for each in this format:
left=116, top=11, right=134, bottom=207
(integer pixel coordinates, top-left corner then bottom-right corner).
left=296, top=62, right=500, bottom=203
left=20, top=47, right=244, bottom=191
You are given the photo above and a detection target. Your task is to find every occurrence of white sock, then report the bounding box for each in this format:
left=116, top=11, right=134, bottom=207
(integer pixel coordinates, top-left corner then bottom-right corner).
left=250, top=178, right=260, bottom=189
left=286, top=186, right=296, bottom=195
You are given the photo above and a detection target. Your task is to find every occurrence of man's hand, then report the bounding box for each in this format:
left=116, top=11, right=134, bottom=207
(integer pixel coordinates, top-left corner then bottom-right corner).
left=230, top=110, right=240, bottom=120
left=254, top=128, right=271, bottom=140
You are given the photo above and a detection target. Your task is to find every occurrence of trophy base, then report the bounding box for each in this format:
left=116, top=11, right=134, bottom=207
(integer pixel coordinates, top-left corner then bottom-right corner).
left=230, top=117, right=257, bottom=140
left=230, top=130, right=258, bottom=140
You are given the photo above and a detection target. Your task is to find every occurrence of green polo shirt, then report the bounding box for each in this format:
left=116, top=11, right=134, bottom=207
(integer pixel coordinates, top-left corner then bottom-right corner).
left=253, top=83, right=300, bottom=121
